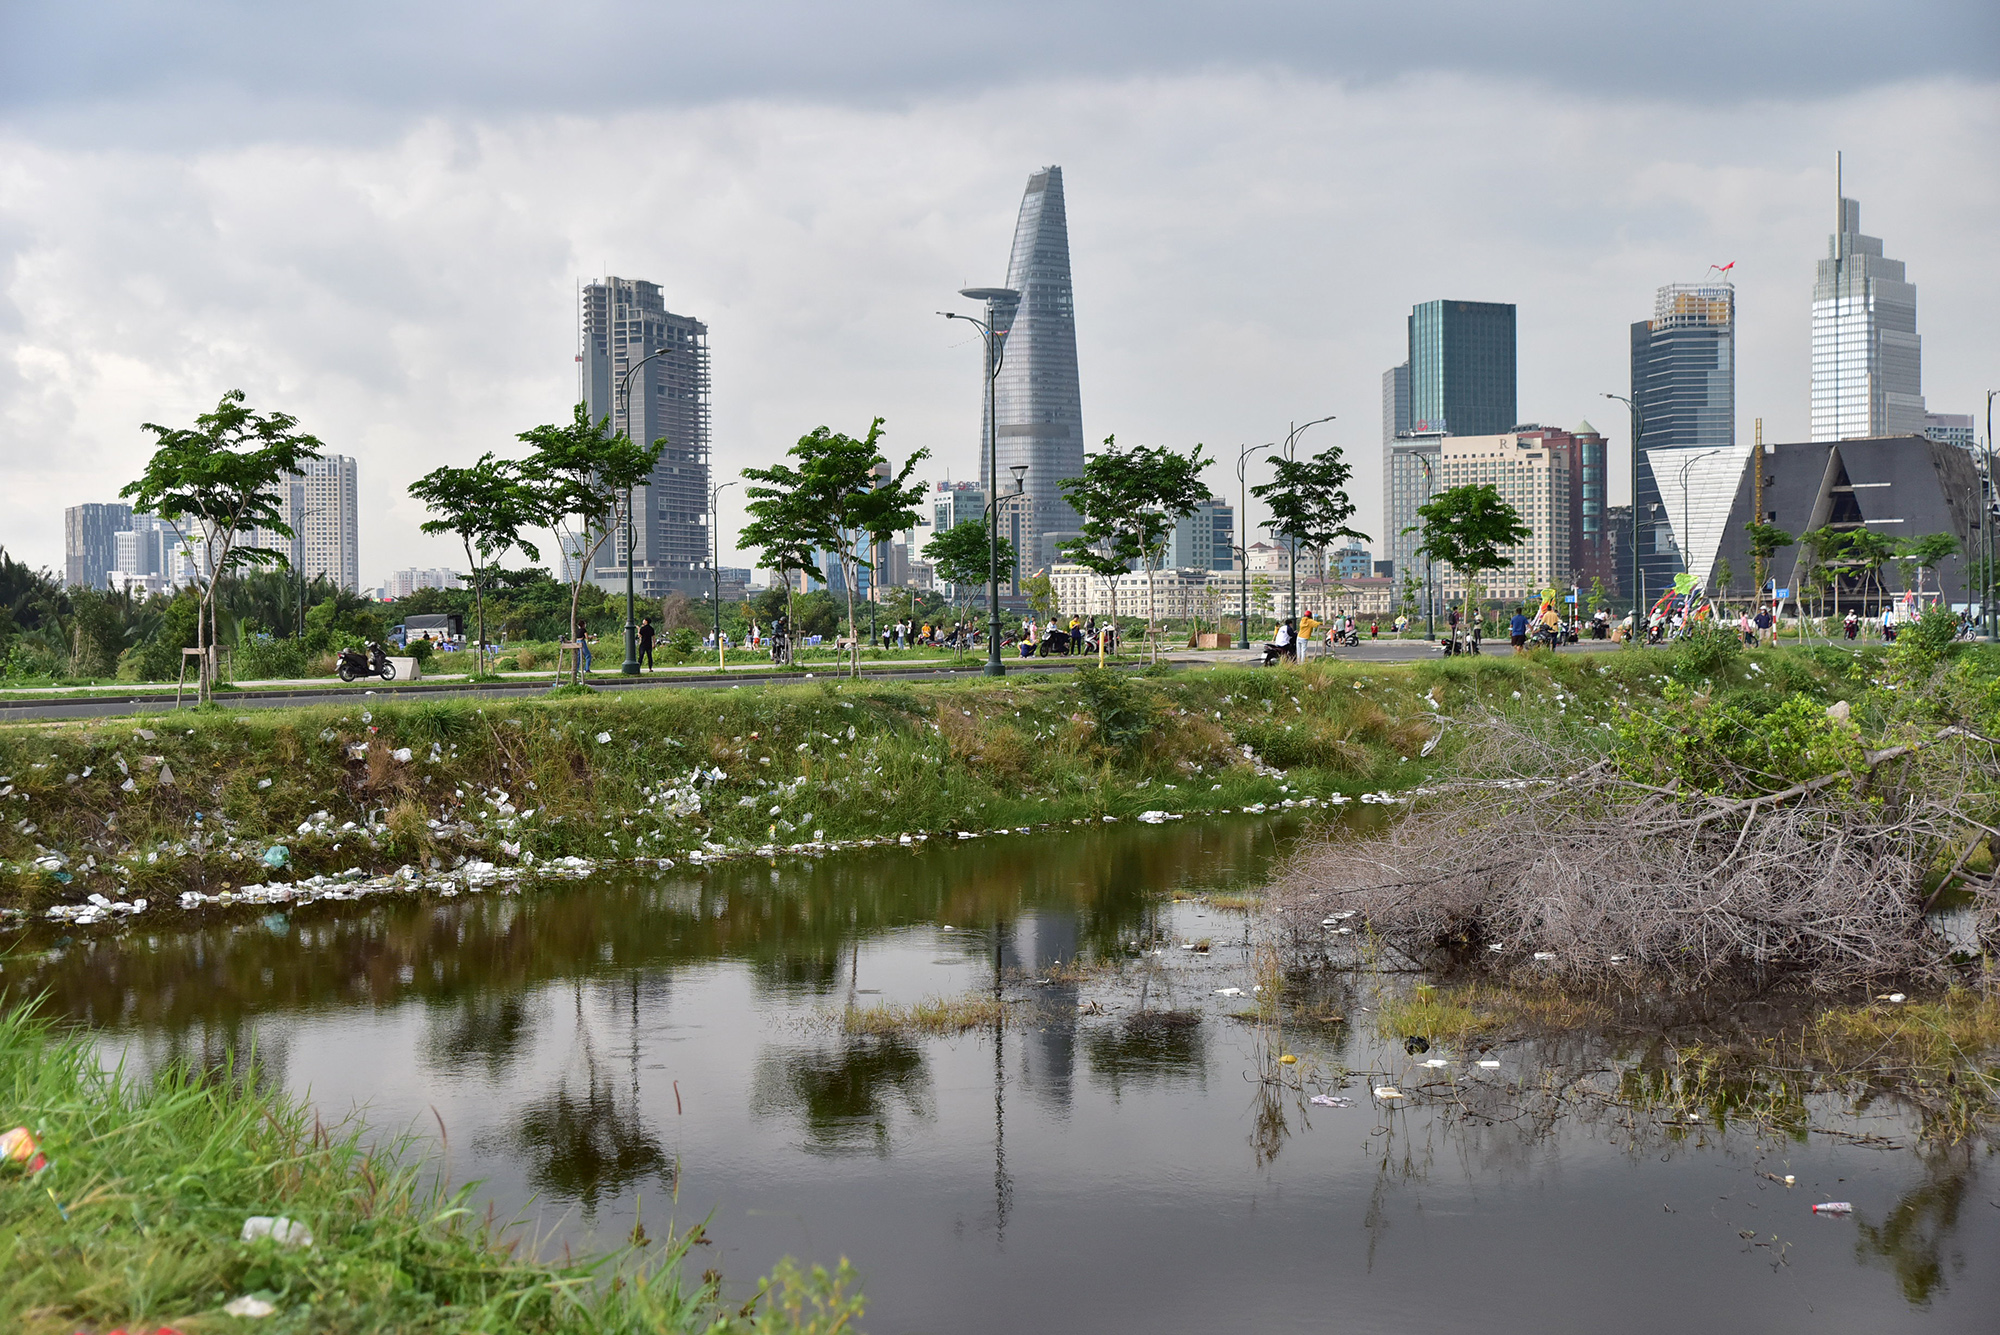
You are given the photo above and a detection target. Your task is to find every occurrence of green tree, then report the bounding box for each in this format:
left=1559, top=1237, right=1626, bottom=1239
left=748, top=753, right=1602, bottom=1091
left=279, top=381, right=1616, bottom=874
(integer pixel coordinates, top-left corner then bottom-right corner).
left=742, top=419, right=929, bottom=676
left=1251, top=443, right=1368, bottom=593
left=120, top=389, right=325, bottom=703
left=516, top=404, right=663, bottom=676
left=1843, top=528, right=1899, bottom=623
left=922, top=517, right=1016, bottom=646
left=1588, top=575, right=1609, bottom=617
left=1022, top=569, right=1055, bottom=622
left=1058, top=437, right=1212, bottom=662
left=1408, top=484, right=1532, bottom=650
left=410, top=453, right=542, bottom=675
left=1899, top=532, right=1961, bottom=601
left=1744, top=520, right=1795, bottom=604
left=1712, top=557, right=1733, bottom=608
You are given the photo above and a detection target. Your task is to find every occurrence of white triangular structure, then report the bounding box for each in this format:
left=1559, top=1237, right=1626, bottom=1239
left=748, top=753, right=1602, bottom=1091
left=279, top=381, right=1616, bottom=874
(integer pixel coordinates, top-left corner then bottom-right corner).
left=1645, top=444, right=1752, bottom=589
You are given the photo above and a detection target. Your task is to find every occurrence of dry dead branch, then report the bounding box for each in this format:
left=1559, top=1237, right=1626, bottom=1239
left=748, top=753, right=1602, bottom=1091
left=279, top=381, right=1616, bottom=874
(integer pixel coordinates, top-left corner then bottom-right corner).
left=1276, top=709, right=2000, bottom=993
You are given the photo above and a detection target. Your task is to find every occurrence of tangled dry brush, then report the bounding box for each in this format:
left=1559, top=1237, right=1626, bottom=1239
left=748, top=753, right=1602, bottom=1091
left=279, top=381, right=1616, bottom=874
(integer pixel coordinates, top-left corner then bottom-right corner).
left=1277, top=681, right=2000, bottom=993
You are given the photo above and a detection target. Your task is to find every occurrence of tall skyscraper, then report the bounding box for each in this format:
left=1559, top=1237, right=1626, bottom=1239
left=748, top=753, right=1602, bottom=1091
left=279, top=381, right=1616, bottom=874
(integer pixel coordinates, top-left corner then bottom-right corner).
left=1408, top=300, right=1516, bottom=437
left=1162, top=496, right=1236, bottom=572
left=64, top=502, right=132, bottom=588
left=1811, top=193, right=1923, bottom=441
left=254, top=456, right=361, bottom=592
left=987, top=166, right=1084, bottom=572
left=1631, top=280, right=1739, bottom=598
left=1382, top=300, right=1516, bottom=598
left=580, top=277, right=712, bottom=597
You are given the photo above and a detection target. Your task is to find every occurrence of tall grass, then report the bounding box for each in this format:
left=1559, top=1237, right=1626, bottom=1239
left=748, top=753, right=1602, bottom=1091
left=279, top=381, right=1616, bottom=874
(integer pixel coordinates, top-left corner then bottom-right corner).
left=1, top=652, right=1871, bottom=913
left=0, top=1001, right=859, bottom=1333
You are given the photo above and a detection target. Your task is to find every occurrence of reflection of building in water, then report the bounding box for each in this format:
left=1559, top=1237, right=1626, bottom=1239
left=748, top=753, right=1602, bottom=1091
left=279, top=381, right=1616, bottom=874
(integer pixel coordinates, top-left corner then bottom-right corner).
left=998, top=911, right=1080, bottom=1112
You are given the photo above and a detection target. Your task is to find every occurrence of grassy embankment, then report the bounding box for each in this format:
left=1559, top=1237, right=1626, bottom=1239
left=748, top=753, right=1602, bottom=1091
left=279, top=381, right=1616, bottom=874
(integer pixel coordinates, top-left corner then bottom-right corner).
left=0, top=1004, right=861, bottom=1335
left=1, top=647, right=1899, bottom=916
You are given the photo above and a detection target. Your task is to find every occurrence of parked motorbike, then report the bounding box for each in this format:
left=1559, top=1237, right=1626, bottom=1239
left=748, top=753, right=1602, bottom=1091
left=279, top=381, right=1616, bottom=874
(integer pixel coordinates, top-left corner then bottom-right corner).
left=336, top=641, right=397, bottom=682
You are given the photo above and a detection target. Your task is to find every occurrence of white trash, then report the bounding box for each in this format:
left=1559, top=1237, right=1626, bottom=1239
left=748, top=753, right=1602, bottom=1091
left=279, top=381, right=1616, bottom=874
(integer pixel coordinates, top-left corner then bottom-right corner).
left=223, top=1295, right=278, bottom=1318
left=241, top=1215, right=314, bottom=1247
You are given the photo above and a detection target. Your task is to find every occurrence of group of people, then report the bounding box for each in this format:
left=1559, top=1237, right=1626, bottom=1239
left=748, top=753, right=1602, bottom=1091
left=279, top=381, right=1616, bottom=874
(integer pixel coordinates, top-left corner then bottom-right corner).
left=1017, top=615, right=1116, bottom=657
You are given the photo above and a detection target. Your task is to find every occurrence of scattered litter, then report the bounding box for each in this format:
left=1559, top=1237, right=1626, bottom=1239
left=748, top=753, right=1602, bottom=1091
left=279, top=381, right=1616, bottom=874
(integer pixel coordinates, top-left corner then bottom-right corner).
left=0, top=1126, right=47, bottom=1174
left=1875, top=992, right=1906, bottom=1003
left=391, top=747, right=413, bottom=763
left=1309, top=1095, right=1354, bottom=1108
left=241, top=1215, right=313, bottom=1247
left=1373, top=1086, right=1405, bottom=1100
left=1403, top=1036, right=1429, bottom=1054
left=223, top=1295, right=278, bottom=1318
left=1214, top=987, right=1244, bottom=997
left=1811, top=1202, right=1853, bottom=1215
left=346, top=743, right=369, bottom=760
left=257, top=778, right=273, bottom=789
left=261, top=846, right=290, bottom=869
left=1476, top=1060, right=1500, bottom=1069
left=596, top=732, right=612, bottom=744
left=1422, top=1058, right=1448, bottom=1068
left=1278, top=1054, right=1297, bottom=1065
left=1532, top=951, right=1557, bottom=961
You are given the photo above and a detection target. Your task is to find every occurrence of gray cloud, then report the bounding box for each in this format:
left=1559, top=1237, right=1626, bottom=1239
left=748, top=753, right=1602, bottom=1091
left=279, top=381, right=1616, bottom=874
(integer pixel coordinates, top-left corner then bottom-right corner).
left=5, top=71, right=1994, bottom=585
left=6, top=0, right=1995, bottom=142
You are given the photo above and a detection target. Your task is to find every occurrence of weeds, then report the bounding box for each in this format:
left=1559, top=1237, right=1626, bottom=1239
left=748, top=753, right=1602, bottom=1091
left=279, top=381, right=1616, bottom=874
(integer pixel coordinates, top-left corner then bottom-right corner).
left=0, top=1001, right=853, bottom=1333
left=840, top=994, right=1008, bottom=1036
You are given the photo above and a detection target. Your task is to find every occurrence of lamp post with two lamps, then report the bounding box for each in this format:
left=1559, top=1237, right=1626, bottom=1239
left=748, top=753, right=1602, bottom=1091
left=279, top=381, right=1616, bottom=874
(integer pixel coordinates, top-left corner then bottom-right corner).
left=1602, top=391, right=1647, bottom=644
left=1276, top=415, right=1336, bottom=633
left=1235, top=442, right=1271, bottom=649
left=939, top=287, right=1021, bottom=677
left=711, top=479, right=738, bottom=667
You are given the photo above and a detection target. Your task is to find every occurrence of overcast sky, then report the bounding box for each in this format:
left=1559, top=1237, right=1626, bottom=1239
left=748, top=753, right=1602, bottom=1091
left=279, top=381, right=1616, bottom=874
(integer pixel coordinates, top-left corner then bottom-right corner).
left=3, top=1, right=1996, bottom=583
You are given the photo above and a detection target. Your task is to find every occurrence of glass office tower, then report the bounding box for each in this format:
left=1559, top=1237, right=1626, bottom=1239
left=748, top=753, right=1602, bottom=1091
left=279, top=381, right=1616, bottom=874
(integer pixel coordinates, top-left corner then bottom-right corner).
left=987, top=166, right=1085, bottom=571
left=1407, top=300, right=1517, bottom=437
left=1811, top=197, right=1923, bottom=442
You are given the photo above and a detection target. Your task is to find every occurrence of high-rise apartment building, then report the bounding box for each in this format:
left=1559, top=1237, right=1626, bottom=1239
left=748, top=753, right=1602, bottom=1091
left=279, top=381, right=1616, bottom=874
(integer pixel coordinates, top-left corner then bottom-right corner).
left=64, top=503, right=132, bottom=588
left=109, top=515, right=194, bottom=593
left=1516, top=423, right=1615, bottom=596
left=1631, top=280, right=1736, bottom=598
left=1811, top=195, right=1924, bottom=442
left=387, top=568, right=461, bottom=600
left=1924, top=412, right=1976, bottom=452
left=1332, top=544, right=1372, bottom=579
left=1433, top=432, right=1572, bottom=602
left=580, top=277, right=712, bottom=597
left=1162, top=496, right=1236, bottom=572
left=986, top=166, right=1085, bottom=571
left=1382, top=299, right=1517, bottom=609
left=253, top=456, right=360, bottom=592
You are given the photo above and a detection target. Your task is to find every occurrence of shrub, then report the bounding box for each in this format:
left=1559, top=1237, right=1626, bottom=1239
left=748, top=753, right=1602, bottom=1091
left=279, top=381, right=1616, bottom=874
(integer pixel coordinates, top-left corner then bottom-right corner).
left=235, top=635, right=310, bottom=681
left=1075, top=667, right=1157, bottom=754
left=1889, top=603, right=1960, bottom=681
left=1669, top=619, right=1741, bottom=682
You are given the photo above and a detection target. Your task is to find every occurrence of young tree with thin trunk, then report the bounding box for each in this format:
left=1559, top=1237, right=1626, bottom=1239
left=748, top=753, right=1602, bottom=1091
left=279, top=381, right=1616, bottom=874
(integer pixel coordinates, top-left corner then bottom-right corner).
left=1059, top=436, right=1212, bottom=664
left=1744, top=520, right=1795, bottom=622
left=516, top=405, right=663, bottom=680
left=1899, top=532, right=1961, bottom=604
left=409, top=453, right=541, bottom=677
left=1409, top=484, right=1532, bottom=651
left=923, top=518, right=1015, bottom=659
left=1252, top=443, right=1369, bottom=619
left=121, top=390, right=324, bottom=705
left=743, top=419, right=928, bottom=677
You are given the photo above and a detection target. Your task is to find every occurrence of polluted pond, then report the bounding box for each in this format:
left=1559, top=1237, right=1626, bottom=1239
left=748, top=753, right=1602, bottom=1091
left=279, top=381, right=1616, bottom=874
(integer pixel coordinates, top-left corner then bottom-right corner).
left=5, top=813, right=1999, bottom=1333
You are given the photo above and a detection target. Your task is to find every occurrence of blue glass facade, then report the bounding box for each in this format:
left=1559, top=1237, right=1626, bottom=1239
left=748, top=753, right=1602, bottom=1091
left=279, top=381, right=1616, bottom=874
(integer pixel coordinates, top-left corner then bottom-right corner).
left=1407, top=300, right=1517, bottom=437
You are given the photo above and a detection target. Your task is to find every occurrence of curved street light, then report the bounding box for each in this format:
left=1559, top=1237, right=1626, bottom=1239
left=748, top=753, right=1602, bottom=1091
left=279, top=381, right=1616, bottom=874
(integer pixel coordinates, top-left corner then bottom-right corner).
left=1676, top=448, right=1723, bottom=599
left=1602, top=391, right=1646, bottom=644
left=711, top=479, right=739, bottom=667
left=1277, top=415, right=1335, bottom=635
left=940, top=287, right=1020, bottom=676
left=1235, top=442, right=1273, bottom=648
left=615, top=346, right=677, bottom=675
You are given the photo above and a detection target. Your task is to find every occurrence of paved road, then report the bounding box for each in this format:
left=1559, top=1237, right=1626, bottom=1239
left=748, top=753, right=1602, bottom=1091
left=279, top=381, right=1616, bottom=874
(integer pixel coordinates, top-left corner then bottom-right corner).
left=0, top=656, right=1137, bottom=722
left=0, top=639, right=1633, bottom=723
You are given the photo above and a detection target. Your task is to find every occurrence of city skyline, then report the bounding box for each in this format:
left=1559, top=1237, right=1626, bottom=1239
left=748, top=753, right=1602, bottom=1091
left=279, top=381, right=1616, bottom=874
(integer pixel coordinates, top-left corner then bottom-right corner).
left=4, top=10, right=1994, bottom=582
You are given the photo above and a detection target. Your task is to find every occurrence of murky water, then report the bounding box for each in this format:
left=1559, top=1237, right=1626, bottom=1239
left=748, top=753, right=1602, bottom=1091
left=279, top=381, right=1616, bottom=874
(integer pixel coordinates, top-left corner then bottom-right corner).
left=7, top=818, right=1996, bottom=1334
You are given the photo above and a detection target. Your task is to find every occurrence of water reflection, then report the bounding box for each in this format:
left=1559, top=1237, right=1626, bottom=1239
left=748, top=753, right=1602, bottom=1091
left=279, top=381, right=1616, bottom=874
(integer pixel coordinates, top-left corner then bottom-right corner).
left=3, top=814, right=1995, bottom=1333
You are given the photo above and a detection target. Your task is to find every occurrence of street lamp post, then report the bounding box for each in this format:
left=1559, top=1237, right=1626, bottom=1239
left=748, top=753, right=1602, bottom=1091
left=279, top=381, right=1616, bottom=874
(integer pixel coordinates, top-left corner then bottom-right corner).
left=1987, top=390, right=1997, bottom=643
left=1676, top=449, right=1722, bottom=600
left=616, top=347, right=675, bottom=676
left=711, top=479, right=738, bottom=668
left=941, top=288, right=1020, bottom=677
left=1276, top=415, right=1335, bottom=637
left=1602, top=392, right=1647, bottom=645
left=1415, top=453, right=1436, bottom=640
left=1236, top=442, right=1271, bottom=648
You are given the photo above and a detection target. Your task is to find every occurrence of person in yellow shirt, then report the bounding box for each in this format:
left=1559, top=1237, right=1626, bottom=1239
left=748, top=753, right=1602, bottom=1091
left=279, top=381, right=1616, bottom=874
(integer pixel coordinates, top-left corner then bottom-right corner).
left=1298, top=610, right=1319, bottom=659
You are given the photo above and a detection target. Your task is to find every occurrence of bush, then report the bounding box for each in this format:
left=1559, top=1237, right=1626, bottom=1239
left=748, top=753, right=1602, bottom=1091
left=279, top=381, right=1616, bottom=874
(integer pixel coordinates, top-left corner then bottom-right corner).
left=1669, top=618, right=1741, bottom=681
left=667, top=626, right=701, bottom=658
left=1075, top=667, right=1157, bottom=754
left=407, top=638, right=437, bottom=668
left=235, top=635, right=310, bottom=681
left=1890, top=604, right=1961, bottom=681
